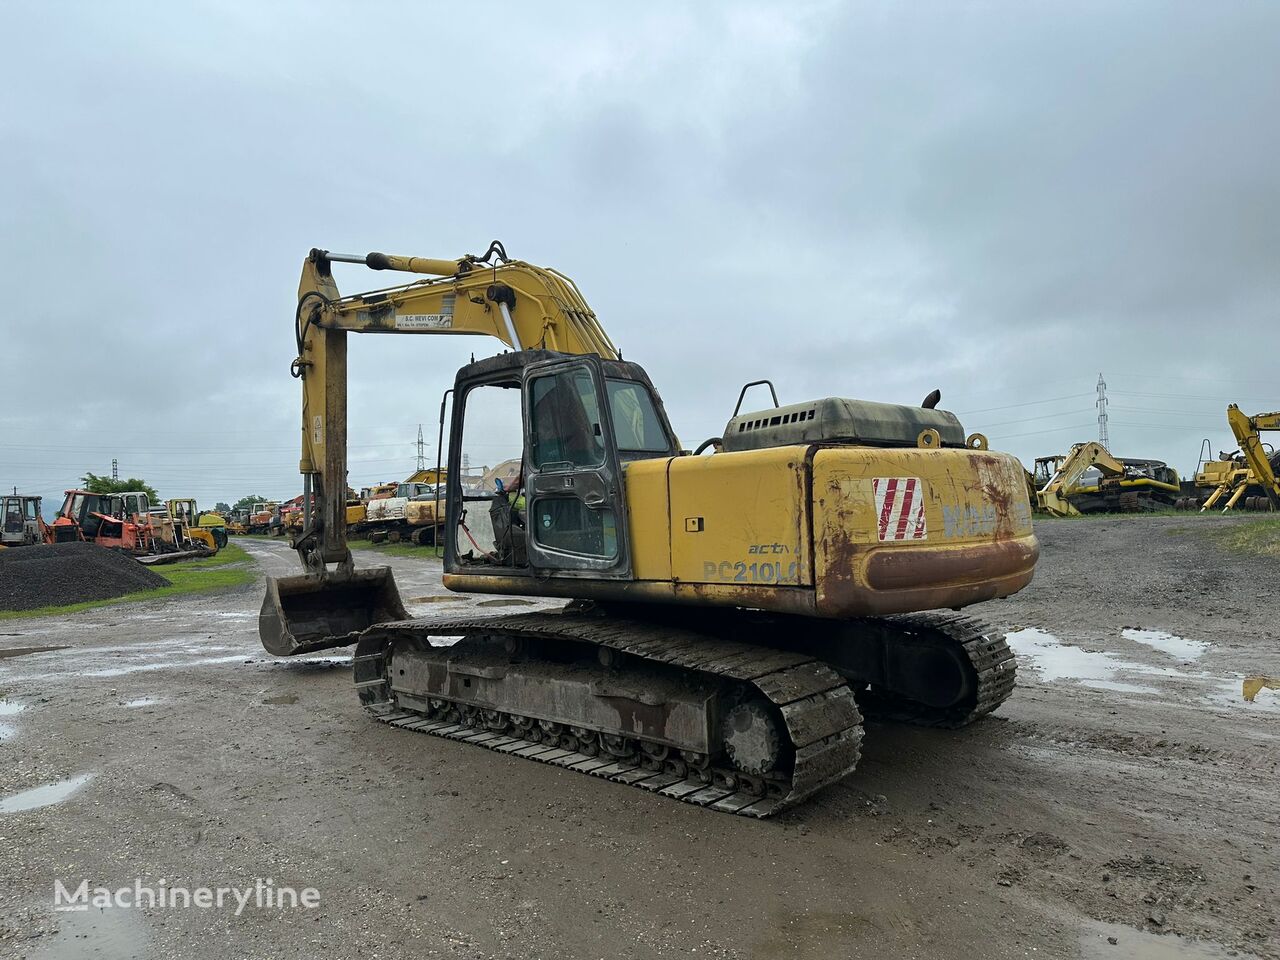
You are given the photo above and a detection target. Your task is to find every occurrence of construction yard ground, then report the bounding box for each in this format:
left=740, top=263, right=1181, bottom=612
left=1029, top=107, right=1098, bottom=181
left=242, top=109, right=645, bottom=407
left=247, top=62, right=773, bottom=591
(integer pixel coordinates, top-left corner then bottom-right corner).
left=0, top=517, right=1276, bottom=959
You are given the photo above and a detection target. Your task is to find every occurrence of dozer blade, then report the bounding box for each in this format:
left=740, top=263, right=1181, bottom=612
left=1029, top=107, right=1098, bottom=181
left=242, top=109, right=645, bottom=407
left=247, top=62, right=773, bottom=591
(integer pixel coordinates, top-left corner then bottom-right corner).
left=259, top=568, right=410, bottom=657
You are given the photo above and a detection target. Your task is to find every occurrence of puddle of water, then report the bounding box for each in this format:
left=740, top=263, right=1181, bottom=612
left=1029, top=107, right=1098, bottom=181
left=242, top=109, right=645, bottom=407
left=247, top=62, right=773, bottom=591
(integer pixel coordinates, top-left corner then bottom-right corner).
left=1079, top=920, right=1249, bottom=959
left=475, top=598, right=535, bottom=607
left=0, top=700, right=26, bottom=716
left=1006, top=628, right=1162, bottom=694
left=121, top=697, right=161, bottom=708
left=263, top=694, right=298, bottom=705
left=27, top=905, right=148, bottom=960
left=0, top=722, right=14, bottom=741
left=1122, top=628, right=1209, bottom=662
left=1243, top=676, right=1279, bottom=703
left=1203, top=678, right=1280, bottom=714
left=408, top=595, right=462, bottom=604
left=0, top=645, right=70, bottom=660
left=0, top=774, right=93, bottom=814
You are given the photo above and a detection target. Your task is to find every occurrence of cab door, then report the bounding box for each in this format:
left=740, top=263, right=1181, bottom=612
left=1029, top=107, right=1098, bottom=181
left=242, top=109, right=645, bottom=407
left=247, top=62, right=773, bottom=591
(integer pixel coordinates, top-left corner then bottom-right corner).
left=521, top=356, right=632, bottom=578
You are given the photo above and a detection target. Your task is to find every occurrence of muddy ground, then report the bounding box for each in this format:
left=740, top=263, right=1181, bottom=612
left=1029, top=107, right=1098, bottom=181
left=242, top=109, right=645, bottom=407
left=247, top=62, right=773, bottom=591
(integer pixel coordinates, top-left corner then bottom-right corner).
left=0, top=517, right=1276, bottom=960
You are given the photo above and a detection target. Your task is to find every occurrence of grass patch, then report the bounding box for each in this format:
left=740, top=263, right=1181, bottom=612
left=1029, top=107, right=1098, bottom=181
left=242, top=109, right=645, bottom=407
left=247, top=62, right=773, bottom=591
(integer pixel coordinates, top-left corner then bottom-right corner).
left=1207, top=517, right=1280, bottom=558
left=0, top=543, right=257, bottom=620
left=356, top=540, right=442, bottom=559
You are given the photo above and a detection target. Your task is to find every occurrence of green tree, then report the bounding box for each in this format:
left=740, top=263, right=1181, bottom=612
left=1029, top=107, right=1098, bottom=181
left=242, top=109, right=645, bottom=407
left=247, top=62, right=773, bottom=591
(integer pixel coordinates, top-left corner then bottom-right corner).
left=81, top=472, right=160, bottom=503
left=214, top=502, right=231, bottom=514
left=232, top=494, right=267, bottom=512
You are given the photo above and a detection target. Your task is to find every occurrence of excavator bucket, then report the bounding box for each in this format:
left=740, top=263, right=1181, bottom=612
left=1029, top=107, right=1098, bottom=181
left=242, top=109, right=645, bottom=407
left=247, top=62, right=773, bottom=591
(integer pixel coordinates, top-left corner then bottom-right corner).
left=259, top=568, right=410, bottom=657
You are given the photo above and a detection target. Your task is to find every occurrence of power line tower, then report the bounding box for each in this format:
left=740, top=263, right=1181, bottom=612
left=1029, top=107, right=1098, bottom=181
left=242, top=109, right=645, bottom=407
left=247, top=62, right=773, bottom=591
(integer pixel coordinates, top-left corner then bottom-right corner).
left=1096, top=373, right=1110, bottom=450
left=416, top=424, right=426, bottom=472
left=111, top=458, right=119, bottom=481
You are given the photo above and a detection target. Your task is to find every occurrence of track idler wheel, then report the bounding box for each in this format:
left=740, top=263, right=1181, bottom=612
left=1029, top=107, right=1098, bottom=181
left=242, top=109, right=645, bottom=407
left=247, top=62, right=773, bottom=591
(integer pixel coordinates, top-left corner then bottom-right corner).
left=721, top=699, right=786, bottom=776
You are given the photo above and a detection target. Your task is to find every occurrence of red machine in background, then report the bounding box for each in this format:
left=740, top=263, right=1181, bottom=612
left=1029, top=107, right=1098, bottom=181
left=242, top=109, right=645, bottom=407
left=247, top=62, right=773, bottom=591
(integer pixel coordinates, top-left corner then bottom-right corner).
left=52, top=490, right=158, bottom=553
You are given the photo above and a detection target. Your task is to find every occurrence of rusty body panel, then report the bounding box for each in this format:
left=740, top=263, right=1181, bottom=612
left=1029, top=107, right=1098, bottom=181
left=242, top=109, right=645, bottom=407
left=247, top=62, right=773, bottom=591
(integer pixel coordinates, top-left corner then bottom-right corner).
left=447, top=443, right=1037, bottom=620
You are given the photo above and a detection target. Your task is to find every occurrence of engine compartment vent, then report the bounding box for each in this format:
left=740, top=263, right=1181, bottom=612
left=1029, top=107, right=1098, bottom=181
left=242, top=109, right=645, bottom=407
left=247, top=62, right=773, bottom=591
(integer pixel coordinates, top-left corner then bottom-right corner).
left=721, top=397, right=966, bottom=453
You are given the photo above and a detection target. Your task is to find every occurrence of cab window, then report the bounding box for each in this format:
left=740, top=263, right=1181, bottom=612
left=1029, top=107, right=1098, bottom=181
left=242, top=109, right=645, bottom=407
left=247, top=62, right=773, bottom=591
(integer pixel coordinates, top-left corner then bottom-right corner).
left=605, top=379, right=668, bottom=452
left=529, top=367, right=605, bottom=470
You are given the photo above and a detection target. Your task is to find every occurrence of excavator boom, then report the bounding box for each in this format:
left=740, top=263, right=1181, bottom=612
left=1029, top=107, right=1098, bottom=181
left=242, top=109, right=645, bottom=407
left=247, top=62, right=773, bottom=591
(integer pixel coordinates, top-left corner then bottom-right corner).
left=291, top=244, right=617, bottom=575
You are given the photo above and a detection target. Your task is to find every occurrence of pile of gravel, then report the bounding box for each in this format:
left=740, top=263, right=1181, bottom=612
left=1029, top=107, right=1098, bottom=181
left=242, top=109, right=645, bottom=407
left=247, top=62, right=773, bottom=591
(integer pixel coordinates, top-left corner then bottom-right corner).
left=0, top=542, right=170, bottom=611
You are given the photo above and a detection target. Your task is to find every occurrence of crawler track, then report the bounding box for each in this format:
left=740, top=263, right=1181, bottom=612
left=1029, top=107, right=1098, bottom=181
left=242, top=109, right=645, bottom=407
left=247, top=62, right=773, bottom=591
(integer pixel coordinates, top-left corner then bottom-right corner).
left=855, top=612, right=1017, bottom=727
left=353, top=612, right=863, bottom=817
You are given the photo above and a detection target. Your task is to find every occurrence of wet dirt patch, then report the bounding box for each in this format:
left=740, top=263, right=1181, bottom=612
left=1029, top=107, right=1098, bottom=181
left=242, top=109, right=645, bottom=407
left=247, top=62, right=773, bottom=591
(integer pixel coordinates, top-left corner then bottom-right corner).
left=263, top=694, right=299, bottom=705
left=263, top=658, right=349, bottom=672
left=0, top=773, right=93, bottom=814
left=82, top=654, right=248, bottom=679
left=408, top=595, right=463, bottom=604
left=0, top=645, right=70, bottom=660
left=25, top=905, right=149, bottom=960
left=1078, top=919, right=1247, bottom=959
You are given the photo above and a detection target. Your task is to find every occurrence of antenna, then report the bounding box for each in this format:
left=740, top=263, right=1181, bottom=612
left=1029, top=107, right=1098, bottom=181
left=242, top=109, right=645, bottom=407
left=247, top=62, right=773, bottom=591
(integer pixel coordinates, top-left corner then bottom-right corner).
left=112, top=458, right=119, bottom=481
left=416, top=424, right=426, bottom=471
left=1096, top=373, right=1110, bottom=450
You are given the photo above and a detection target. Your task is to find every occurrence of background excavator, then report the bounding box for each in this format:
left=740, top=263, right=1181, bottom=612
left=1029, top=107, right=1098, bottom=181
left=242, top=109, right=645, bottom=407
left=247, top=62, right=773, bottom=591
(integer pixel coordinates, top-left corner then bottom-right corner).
left=1197, top=406, right=1280, bottom=512
left=1035, top=442, right=1181, bottom=516
left=258, top=242, right=1039, bottom=817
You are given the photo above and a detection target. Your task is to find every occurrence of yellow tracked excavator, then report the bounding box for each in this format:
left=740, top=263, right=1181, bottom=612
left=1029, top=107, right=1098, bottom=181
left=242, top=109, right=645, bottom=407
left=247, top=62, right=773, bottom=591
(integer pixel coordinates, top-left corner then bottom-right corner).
left=259, top=242, right=1039, bottom=816
left=1199, top=406, right=1280, bottom=512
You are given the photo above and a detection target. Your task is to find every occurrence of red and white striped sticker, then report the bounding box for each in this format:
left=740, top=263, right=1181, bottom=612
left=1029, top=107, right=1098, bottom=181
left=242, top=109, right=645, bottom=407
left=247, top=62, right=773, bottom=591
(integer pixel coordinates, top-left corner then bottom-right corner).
left=873, top=477, right=927, bottom=541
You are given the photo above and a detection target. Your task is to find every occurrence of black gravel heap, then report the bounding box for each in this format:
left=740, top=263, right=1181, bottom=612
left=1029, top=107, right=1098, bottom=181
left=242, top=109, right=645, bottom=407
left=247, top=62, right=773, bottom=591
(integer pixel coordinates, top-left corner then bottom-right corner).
left=0, top=542, right=170, bottom=611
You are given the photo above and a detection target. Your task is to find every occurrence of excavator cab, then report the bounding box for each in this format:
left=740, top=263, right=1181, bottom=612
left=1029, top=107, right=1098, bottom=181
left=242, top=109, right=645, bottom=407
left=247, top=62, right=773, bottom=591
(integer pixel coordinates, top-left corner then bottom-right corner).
left=261, top=351, right=678, bottom=655
left=446, top=351, right=674, bottom=581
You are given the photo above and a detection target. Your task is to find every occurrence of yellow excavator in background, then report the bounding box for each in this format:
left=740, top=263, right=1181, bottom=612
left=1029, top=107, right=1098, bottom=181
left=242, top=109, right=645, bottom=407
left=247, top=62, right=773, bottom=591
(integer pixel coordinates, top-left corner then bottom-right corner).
left=167, top=499, right=227, bottom=552
left=1035, top=442, right=1132, bottom=517
left=1199, top=406, right=1280, bottom=512
left=258, top=242, right=1038, bottom=817
left=1036, top=442, right=1182, bottom=516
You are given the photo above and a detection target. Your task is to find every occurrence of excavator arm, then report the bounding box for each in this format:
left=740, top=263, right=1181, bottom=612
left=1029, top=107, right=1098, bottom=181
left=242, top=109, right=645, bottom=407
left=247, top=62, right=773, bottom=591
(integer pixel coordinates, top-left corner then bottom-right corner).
left=292, top=242, right=617, bottom=575
left=1036, top=441, right=1126, bottom=517
left=1226, top=405, right=1280, bottom=510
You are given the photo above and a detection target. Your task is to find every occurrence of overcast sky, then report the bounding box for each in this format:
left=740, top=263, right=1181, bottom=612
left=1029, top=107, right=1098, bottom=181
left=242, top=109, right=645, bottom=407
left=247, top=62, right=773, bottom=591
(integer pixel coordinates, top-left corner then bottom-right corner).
left=2, top=1, right=1277, bottom=514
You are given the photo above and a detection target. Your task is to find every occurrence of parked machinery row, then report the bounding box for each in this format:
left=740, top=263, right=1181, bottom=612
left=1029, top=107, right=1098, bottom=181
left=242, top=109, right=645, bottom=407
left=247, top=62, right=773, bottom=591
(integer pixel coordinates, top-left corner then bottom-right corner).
left=1028, top=404, right=1278, bottom=516
left=46, top=490, right=222, bottom=560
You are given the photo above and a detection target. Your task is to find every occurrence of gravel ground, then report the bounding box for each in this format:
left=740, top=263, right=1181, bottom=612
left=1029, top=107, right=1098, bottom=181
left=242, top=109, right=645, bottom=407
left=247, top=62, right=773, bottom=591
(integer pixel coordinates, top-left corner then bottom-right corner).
left=0, top=520, right=1276, bottom=960
left=0, top=542, right=168, bottom=610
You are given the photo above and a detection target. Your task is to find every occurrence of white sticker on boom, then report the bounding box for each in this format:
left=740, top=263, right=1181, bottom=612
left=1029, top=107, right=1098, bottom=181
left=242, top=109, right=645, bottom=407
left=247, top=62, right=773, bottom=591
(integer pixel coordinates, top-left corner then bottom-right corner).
left=396, top=293, right=454, bottom=329
left=396, top=314, right=453, bottom=329
left=312, top=415, right=323, bottom=446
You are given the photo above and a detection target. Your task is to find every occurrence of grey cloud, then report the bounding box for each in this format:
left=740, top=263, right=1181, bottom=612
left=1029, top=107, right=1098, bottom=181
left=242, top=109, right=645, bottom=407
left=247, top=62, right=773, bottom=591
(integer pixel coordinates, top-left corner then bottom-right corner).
left=1, top=1, right=1276, bottom=512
